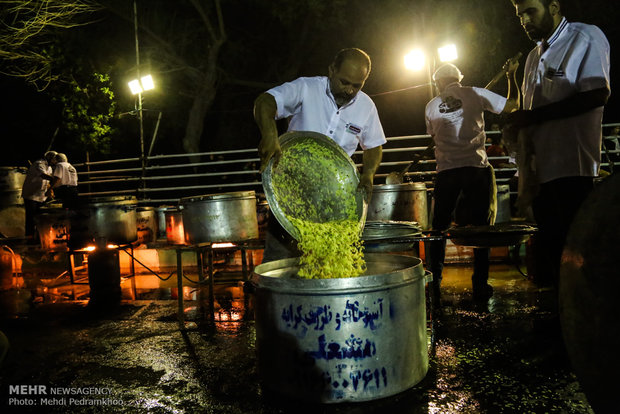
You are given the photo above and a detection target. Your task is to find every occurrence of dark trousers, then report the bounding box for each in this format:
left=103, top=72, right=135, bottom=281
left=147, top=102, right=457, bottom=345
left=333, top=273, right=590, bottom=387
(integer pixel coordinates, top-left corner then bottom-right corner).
left=24, top=198, right=44, bottom=238
left=429, top=166, right=494, bottom=289
left=531, top=176, right=594, bottom=287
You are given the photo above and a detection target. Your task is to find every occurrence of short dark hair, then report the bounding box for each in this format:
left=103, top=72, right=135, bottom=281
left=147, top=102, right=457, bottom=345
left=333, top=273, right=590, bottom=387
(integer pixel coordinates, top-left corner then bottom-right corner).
left=512, top=0, right=555, bottom=6
left=332, top=48, right=371, bottom=76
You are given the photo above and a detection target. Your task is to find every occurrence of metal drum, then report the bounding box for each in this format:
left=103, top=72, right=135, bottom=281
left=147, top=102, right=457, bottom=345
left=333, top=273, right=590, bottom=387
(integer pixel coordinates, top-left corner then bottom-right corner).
left=136, top=206, right=158, bottom=244
left=367, top=183, right=428, bottom=230
left=251, top=253, right=430, bottom=403
left=180, top=191, right=258, bottom=244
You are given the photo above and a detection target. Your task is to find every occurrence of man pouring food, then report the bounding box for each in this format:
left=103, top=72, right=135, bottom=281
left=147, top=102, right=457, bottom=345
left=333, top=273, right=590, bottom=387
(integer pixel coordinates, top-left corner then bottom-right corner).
left=254, top=48, right=387, bottom=262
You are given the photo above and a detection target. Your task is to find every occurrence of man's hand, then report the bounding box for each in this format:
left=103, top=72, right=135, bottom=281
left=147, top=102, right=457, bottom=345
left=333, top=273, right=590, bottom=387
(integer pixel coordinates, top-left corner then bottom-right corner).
left=258, top=135, right=282, bottom=173
left=503, top=57, right=520, bottom=76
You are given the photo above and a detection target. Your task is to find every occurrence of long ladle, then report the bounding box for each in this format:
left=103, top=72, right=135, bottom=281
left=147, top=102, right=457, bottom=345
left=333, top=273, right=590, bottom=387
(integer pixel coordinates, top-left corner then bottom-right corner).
left=385, top=142, right=435, bottom=185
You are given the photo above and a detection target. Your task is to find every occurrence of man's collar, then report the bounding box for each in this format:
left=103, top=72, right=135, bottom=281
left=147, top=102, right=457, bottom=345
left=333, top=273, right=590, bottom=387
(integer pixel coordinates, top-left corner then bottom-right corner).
left=543, top=17, right=568, bottom=50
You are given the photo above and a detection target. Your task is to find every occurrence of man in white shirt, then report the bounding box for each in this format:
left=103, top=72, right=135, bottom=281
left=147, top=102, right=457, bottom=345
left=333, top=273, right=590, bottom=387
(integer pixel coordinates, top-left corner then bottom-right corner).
left=21, top=151, right=57, bottom=241
left=426, top=62, right=520, bottom=302
left=254, top=48, right=386, bottom=261
left=509, top=0, right=610, bottom=287
left=50, top=153, right=79, bottom=209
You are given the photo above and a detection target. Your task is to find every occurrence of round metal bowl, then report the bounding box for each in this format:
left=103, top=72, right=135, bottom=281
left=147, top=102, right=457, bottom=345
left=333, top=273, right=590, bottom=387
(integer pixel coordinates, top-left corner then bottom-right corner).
left=446, top=223, right=537, bottom=248
left=261, top=131, right=367, bottom=240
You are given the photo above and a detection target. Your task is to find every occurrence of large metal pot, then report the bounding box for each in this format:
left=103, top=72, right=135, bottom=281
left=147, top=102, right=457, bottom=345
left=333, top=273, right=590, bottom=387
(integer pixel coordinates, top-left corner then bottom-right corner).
left=180, top=191, right=258, bottom=244
left=70, top=196, right=138, bottom=248
left=251, top=253, right=429, bottom=403
left=0, top=167, right=27, bottom=206
left=0, top=167, right=27, bottom=238
left=367, top=183, right=428, bottom=230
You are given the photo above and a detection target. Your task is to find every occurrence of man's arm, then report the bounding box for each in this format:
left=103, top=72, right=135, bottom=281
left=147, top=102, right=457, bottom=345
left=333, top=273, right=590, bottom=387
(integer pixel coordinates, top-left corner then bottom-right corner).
left=360, top=145, right=382, bottom=198
left=253, top=92, right=282, bottom=172
left=507, top=87, right=609, bottom=126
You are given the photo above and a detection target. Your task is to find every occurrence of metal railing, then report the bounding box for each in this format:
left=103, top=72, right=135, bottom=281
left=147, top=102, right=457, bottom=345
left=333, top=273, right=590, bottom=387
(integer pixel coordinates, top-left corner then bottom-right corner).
left=74, top=123, right=620, bottom=204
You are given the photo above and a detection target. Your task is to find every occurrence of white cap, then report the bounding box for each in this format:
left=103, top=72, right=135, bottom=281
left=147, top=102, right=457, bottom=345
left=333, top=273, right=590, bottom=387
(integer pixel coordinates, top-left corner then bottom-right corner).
left=432, top=63, right=464, bottom=82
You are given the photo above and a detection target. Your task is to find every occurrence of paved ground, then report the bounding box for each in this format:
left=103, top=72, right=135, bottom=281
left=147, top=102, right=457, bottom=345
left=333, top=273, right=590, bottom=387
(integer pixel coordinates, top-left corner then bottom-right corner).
left=0, top=262, right=594, bottom=413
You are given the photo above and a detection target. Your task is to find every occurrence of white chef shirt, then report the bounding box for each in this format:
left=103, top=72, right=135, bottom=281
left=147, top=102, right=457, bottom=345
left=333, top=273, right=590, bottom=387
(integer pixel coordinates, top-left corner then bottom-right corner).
left=21, top=159, right=52, bottom=202
left=267, top=76, right=386, bottom=156
left=53, top=161, right=78, bottom=187
left=425, top=82, right=506, bottom=172
left=522, top=18, right=611, bottom=183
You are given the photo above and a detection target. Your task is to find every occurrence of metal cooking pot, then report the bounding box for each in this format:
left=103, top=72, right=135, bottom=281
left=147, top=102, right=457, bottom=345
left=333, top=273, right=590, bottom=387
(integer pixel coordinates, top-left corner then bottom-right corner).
left=252, top=253, right=430, bottom=403
left=0, top=167, right=27, bottom=206
left=180, top=191, right=258, bottom=244
left=165, top=207, right=186, bottom=245
left=70, top=196, right=138, bottom=248
left=367, top=182, right=429, bottom=230
left=136, top=206, right=158, bottom=244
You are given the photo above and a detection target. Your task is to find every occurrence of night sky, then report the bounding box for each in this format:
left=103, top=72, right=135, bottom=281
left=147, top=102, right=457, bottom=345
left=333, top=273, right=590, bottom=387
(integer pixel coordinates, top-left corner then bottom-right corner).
left=1, top=0, right=619, bottom=166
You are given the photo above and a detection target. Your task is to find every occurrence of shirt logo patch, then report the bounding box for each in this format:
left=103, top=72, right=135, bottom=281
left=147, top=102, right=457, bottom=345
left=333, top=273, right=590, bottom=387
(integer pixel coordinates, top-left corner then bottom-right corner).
left=345, top=123, right=362, bottom=134
left=438, top=96, right=462, bottom=114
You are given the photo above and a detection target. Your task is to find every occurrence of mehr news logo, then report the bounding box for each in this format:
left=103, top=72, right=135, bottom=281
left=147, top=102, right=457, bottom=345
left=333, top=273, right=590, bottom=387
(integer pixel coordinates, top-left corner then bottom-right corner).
left=7, top=385, right=124, bottom=407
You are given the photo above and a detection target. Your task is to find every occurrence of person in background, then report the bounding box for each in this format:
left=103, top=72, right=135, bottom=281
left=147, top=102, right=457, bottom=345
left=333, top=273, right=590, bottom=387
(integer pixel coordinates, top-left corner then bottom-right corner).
left=486, top=132, right=510, bottom=168
left=508, top=0, right=610, bottom=288
left=21, top=150, right=57, bottom=243
left=254, top=47, right=386, bottom=261
left=425, top=60, right=520, bottom=303
left=50, top=153, right=79, bottom=209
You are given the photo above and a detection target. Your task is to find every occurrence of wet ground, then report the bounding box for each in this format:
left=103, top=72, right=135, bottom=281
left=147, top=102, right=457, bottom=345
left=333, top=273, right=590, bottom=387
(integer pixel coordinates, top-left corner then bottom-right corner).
left=0, top=257, right=594, bottom=413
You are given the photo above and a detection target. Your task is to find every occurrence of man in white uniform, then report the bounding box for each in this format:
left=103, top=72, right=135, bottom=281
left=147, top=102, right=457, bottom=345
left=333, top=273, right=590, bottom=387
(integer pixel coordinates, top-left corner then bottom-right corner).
left=509, top=0, right=610, bottom=287
left=426, top=62, right=520, bottom=302
left=254, top=48, right=386, bottom=261
left=50, top=153, right=79, bottom=209
left=21, top=150, right=57, bottom=241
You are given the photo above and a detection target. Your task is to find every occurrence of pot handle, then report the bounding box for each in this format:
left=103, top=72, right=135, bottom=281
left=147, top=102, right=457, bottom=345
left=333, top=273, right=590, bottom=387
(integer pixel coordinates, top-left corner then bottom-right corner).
left=424, top=270, right=433, bottom=284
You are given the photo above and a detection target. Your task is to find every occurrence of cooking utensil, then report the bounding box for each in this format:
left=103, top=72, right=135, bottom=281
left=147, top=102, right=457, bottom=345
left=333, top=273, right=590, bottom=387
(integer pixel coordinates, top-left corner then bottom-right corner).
left=367, top=182, right=429, bottom=229
left=361, top=220, right=422, bottom=241
left=485, top=52, right=523, bottom=90
left=385, top=143, right=435, bottom=185
left=261, top=131, right=367, bottom=240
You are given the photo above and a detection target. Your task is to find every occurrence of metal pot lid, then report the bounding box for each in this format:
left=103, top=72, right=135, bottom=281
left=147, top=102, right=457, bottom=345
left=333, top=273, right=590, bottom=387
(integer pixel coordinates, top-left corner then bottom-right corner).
left=252, top=253, right=424, bottom=293
left=87, top=195, right=138, bottom=206
left=261, top=131, right=367, bottom=241
left=180, top=190, right=256, bottom=204
left=362, top=220, right=422, bottom=241
left=372, top=182, right=427, bottom=192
